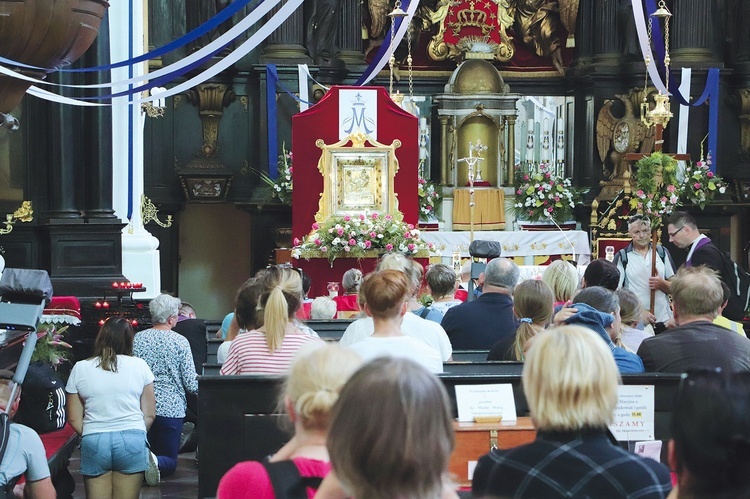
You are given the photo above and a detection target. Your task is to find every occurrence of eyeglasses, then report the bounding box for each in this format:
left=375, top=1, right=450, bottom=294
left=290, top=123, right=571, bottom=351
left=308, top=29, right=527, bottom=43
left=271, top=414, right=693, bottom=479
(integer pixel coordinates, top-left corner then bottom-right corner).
left=668, top=226, right=685, bottom=238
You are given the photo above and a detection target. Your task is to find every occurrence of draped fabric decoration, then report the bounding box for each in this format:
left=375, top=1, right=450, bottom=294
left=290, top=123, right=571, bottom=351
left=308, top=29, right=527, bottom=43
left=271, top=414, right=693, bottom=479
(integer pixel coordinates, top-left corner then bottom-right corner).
left=630, top=0, right=720, bottom=171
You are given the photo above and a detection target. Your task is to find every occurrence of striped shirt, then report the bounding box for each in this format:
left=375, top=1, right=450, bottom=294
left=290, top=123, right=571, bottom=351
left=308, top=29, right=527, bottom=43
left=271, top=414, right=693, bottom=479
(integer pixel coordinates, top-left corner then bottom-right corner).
left=220, top=329, right=324, bottom=375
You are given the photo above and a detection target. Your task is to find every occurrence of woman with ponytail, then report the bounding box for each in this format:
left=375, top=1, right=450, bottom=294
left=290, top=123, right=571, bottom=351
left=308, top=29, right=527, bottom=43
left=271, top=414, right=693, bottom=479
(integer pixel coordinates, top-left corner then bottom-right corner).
left=488, top=280, right=554, bottom=361
left=217, top=344, right=362, bottom=498
left=221, top=267, right=324, bottom=375
left=65, top=317, right=156, bottom=498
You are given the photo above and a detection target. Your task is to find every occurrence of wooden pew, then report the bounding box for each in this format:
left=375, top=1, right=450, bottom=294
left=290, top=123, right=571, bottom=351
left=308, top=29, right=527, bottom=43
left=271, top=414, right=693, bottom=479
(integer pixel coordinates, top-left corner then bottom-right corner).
left=303, top=319, right=354, bottom=342
left=452, top=350, right=490, bottom=362
left=203, top=363, right=221, bottom=375
left=443, top=361, right=523, bottom=375
left=206, top=338, right=222, bottom=364
left=198, top=372, right=681, bottom=499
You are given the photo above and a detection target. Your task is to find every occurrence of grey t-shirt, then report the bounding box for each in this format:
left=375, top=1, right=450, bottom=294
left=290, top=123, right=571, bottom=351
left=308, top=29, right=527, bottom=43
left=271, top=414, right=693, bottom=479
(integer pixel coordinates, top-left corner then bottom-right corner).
left=0, top=423, right=50, bottom=485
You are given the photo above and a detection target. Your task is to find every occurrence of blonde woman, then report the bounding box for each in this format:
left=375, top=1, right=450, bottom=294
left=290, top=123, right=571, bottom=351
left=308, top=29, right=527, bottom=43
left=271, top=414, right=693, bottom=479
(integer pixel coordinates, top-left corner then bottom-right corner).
left=318, top=357, right=458, bottom=499
left=487, top=279, right=554, bottom=361
left=217, top=344, right=361, bottom=498
left=542, top=259, right=580, bottom=309
left=473, top=326, right=671, bottom=498
left=221, top=267, right=324, bottom=375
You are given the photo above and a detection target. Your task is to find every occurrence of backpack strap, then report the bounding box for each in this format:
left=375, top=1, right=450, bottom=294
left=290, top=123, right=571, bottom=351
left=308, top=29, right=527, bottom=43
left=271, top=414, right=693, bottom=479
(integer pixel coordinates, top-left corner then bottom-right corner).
left=419, top=307, right=431, bottom=319
left=261, top=459, right=323, bottom=499
left=614, top=248, right=629, bottom=288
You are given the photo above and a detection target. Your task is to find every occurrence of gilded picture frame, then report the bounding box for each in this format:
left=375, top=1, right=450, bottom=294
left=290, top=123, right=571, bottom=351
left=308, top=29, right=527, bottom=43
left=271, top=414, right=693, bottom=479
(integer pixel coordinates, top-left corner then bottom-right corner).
left=314, top=132, right=401, bottom=223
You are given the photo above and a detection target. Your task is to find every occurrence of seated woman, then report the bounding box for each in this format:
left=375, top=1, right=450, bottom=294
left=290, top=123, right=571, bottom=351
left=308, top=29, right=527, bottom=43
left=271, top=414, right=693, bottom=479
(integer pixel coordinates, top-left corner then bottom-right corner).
left=345, top=270, right=443, bottom=373
left=487, top=279, right=554, bottom=361
left=217, top=344, right=362, bottom=498
left=217, top=278, right=262, bottom=364
left=426, top=264, right=462, bottom=314
left=66, top=317, right=157, bottom=497
left=616, top=288, right=652, bottom=352
left=333, top=268, right=363, bottom=318
left=556, top=286, right=645, bottom=373
left=542, top=259, right=580, bottom=309
left=221, top=267, right=324, bottom=375
left=473, top=326, right=672, bottom=498
left=582, top=258, right=620, bottom=291
left=668, top=369, right=750, bottom=498
left=317, top=357, right=458, bottom=499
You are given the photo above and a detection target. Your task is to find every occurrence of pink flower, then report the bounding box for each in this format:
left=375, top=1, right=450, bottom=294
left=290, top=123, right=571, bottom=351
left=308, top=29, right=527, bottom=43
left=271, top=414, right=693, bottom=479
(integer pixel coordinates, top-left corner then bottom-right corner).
left=694, top=182, right=702, bottom=189
left=365, top=240, right=372, bottom=248
left=293, top=237, right=300, bottom=246
left=372, top=213, right=379, bottom=220
left=523, top=174, right=529, bottom=181
left=517, top=189, right=522, bottom=195
left=408, top=224, right=414, bottom=230
left=349, top=238, right=356, bottom=246
left=667, top=185, right=676, bottom=193
left=707, top=171, right=714, bottom=178
left=344, top=245, right=350, bottom=252
left=312, top=222, right=319, bottom=230
left=320, top=246, right=327, bottom=252
left=543, top=200, right=548, bottom=205
left=370, top=231, right=377, bottom=238
left=426, top=206, right=432, bottom=211
left=554, top=196, right=560, bottom=202
left=337, top=228, right=344, bottom=236
left=547, top=207, right=554, bottom=213
left=359, top=214, right=365, bottom=220
left=418, top=178, right=426, bottom=185
left=314, top=238, right=322, bottom=246
left=344, top=215, right=351, bottom=221
left=385, top=243, right=394, bottom=251
left=288, top=167, right=293, bottom=174
left=404, top=232, right=411, bottom=239
left=544, top=172, right=551, bottom=179
left=636, top=190, right=644, bottom=197
left=385, top=214, right=393, bottom=220
left=407, top=243, right=415, bottom=251
left=528, top=210, right=534, bottom=216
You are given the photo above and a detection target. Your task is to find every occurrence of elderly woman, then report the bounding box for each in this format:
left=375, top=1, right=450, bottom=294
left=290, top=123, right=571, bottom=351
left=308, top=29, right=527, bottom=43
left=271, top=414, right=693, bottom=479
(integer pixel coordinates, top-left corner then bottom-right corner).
left=217, top=344, right=362, bottom=498
left=334, top=268, right=363, bottom=318
left=66, top=317, right=156, bottom=497
left=473, top=326, right=672, bottom=498
left=133, top=294, right=198, bottom=480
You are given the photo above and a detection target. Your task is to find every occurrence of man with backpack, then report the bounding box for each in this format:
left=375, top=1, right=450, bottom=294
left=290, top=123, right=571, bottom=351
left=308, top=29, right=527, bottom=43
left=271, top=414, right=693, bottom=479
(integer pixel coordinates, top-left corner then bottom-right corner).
left=614, top=214, right=676, bottom=326
left=0, top=371, right=54, bottom=499
left=667, top=211, right=750, bottom=321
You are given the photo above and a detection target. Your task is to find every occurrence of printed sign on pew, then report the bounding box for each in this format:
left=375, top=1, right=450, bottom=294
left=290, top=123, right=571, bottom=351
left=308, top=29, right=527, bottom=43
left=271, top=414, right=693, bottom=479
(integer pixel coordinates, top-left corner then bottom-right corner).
left=609, top=385, right=655, bottom=441
left=455, top=384, right=517, bottom=422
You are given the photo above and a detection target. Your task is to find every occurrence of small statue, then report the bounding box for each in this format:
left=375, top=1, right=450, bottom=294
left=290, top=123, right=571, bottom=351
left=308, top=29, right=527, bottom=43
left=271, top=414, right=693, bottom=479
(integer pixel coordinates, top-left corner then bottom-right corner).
left=306, top=0, right=345, bottom=67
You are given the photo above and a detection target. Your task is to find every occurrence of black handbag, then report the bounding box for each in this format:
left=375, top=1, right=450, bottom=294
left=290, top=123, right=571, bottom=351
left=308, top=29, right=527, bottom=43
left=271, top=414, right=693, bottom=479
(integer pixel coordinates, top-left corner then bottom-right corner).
left=469, top=240, right=502, bottom=259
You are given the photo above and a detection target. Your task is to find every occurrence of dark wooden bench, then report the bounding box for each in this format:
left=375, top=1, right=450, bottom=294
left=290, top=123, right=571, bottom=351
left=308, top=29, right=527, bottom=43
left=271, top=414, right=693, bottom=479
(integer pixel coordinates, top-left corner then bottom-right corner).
left=303, top=319, right=354, bottom=342
left=206, top=338, right=223, bottom=364
left=452, top=350, right=490, bottom=362
left=198, top=372, right=681, bottom=498
left=203, top=363, right=221, bottom=375
left=443, top=361, right=524, bottom=375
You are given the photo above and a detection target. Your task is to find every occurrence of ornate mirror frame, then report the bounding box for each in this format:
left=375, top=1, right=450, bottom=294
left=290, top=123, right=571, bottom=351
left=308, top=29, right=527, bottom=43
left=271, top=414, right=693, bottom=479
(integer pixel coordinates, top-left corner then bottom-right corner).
left=314, top=132, right=402, bottom=223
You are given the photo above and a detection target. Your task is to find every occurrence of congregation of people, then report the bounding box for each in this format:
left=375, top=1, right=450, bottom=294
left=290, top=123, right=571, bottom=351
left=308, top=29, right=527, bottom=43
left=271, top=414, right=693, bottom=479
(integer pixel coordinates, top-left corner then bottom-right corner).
left=4, top=209, right=750, bottom=498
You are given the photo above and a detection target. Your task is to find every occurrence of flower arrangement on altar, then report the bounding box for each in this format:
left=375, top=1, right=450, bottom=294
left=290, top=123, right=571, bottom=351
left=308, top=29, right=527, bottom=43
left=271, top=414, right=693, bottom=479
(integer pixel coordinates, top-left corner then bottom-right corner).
left=252, top=145, right=293, bottom=204
left=512, top=164, right=586, bottom=223
left=680, top=154, right=727, bottom=209
left=31, top=323, right=73, bottom=369
left=292, top=212, right=435, bottom=264
left=418, top=176, right=440, bottom=220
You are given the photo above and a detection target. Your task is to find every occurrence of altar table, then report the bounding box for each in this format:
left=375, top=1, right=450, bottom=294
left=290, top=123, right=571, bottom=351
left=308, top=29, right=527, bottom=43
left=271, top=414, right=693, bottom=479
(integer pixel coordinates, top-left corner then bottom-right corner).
left=422, top=230, right=591, bottom=266
left=452, top=187, right=505, bottom=231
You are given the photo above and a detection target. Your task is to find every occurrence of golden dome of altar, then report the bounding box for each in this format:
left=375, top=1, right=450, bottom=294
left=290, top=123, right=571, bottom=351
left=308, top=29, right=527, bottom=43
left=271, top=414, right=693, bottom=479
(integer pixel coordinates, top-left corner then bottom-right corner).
left=450, top=60, right=505, bottom=94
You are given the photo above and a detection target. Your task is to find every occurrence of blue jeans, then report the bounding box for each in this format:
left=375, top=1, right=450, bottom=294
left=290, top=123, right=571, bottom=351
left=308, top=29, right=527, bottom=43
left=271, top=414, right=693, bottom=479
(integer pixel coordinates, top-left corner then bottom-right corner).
left=80, top=430, right=148, bottom=477
left=148, top=416, right=183, bottom=477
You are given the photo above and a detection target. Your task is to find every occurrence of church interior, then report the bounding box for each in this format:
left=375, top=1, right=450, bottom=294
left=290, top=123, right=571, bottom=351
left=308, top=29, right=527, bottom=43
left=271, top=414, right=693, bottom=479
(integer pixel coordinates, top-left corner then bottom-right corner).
left=1, top=0, right=750, bottom=497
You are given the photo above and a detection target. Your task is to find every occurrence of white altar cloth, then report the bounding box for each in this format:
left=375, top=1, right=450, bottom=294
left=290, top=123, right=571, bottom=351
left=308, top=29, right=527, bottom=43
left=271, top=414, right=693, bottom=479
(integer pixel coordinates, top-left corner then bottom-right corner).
left=423, top=230, right=591, bottom=266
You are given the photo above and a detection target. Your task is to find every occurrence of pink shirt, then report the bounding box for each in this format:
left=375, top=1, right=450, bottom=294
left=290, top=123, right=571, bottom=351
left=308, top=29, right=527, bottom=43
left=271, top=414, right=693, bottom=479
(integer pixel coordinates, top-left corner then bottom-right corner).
left=217, top=458, right=331, bottom=499
left=220, top=330, right=323, bottom=375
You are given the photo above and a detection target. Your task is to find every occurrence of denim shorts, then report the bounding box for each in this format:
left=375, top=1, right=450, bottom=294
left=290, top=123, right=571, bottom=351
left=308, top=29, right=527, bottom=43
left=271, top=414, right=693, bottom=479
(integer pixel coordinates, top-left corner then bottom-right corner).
left=80, top=430, right=149, bottom=477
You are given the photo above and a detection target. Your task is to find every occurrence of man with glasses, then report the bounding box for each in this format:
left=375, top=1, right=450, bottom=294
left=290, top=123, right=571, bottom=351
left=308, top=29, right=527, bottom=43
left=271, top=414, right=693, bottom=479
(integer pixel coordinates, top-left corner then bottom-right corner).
left=667, top=211, right=746, bottom=321
left=614, top=215, right=675, bottom=327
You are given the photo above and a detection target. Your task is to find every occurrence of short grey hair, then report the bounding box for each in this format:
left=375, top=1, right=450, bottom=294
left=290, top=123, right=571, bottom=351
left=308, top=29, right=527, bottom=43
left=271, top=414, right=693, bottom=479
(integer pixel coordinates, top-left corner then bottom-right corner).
left=149, top=294, right=181, bottom=324
left=342, top=269, right=363, bottom=293
left=311, top=296, right=337, bottom=320
left=483, top=258, right=520, bottom=290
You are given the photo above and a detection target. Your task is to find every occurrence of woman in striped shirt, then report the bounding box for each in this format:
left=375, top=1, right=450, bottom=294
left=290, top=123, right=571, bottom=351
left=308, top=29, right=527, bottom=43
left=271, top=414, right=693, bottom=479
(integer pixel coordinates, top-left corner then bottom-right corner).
left=221, top=267, right=323, bottom=375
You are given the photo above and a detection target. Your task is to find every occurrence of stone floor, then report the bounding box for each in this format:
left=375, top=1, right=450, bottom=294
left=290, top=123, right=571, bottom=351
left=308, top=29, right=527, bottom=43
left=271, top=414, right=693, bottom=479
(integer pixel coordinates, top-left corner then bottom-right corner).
left=69, top=449, right=200, bottom=498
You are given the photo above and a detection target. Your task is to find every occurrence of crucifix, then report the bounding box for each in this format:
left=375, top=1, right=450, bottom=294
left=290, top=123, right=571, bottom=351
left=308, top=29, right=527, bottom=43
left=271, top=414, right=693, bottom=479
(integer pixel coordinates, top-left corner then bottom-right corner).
left=457, top=140, right=487, bottom=242
left=624, top=92, right=689, bottom=315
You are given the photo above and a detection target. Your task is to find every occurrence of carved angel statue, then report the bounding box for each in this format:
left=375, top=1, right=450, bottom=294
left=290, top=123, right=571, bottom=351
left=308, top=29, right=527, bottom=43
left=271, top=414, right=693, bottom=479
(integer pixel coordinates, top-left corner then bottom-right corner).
left=596, top=91, right=655, bottom=181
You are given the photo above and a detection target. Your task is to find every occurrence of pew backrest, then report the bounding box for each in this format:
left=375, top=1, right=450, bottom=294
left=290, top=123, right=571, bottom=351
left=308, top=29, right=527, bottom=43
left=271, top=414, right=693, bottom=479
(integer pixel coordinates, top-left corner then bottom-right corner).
left=303, top=319, right=354, bottom=342
left=452, top=350, right=491, bottom=362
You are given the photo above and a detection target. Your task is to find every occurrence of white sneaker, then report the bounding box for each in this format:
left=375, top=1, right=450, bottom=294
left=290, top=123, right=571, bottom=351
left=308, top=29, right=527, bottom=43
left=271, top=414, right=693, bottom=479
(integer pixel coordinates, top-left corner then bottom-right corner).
left=145, top=451, right=160, bottom=486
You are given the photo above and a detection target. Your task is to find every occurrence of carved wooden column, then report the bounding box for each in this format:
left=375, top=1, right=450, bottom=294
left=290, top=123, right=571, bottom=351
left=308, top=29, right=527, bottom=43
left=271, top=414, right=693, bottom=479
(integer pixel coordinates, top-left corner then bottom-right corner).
left=672, top=0, right=715, bottom=63
left=260, top=0, right=309, bottom=62
left=338, top=0, right=365, bottom=66
left=439, top=115, right=451, bottom=186
left=592, top=0, right=621, bottom=64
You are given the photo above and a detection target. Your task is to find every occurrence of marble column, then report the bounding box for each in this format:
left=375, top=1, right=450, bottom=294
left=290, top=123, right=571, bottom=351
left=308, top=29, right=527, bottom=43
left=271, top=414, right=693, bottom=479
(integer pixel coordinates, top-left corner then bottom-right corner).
left=338, top=0, right=365, bottom=65
left=260, top=0, right=309, bottom=62
left=505, top=115, right=516, bottom=186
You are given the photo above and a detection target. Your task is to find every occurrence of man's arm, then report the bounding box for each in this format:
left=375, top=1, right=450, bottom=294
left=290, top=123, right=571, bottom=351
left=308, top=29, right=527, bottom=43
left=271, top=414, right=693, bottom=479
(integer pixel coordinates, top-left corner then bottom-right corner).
left=22, top=477, right=55, bottom=499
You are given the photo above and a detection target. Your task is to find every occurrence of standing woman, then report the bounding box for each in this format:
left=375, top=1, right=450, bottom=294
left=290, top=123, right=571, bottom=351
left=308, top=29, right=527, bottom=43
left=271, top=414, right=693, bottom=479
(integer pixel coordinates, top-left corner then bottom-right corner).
left=65, top=317, right=156, bottom=499
left=221, top=267, right=324, bottom=375
left=134, top=294, right=199, bottom=480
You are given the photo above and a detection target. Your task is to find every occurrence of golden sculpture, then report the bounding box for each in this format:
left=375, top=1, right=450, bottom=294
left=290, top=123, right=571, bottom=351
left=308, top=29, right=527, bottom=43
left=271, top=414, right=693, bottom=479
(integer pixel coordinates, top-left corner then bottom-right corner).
left=314, top=132, right=401, bottom=223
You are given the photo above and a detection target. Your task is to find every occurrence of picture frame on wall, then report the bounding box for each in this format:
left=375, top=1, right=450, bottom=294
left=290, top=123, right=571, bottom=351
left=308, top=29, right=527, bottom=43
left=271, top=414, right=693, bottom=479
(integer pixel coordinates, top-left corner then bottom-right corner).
left=734, top=179, right=750, bottom=202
